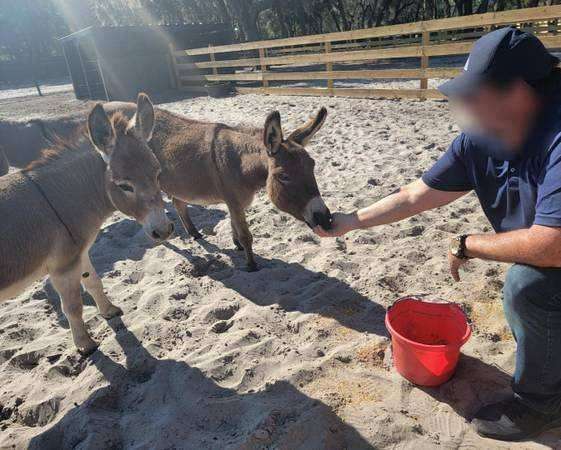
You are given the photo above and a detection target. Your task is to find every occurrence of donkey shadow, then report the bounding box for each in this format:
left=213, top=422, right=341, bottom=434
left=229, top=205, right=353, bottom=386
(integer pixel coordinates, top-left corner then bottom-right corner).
left=163, top=239, right=388, bottom=337
left=40, top=204, right=226, bottom=328
left=28, top=317, right=374, bottom=450
left=91, top=204, right=226, bottom=278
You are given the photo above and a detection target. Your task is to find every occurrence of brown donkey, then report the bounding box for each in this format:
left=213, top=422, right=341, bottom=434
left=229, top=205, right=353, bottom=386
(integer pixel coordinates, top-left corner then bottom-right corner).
left=0, top=94, right=173, bottom=355
left=147, top=107, right=332, bottom=271
left=0, top=104, right=332, bottom=271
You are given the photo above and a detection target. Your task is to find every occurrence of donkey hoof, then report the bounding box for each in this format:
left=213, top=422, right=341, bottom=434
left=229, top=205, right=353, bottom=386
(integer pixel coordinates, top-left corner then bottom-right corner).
left=101, top=305, right=123, bottom=320
left=233, top=239, right=244, bottom=251
left=77, top=341, right=99, bottom=357
left=246, top=262, right=259, bottom=272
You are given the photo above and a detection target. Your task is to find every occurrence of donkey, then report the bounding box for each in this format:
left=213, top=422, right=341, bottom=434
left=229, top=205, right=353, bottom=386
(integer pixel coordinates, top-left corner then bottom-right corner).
left=150, top=107, right=333, bottom=271
left=0, top=94, right=173, bottom=355
left=0, top=103, right=139, bottom=176
left=1, top=104, right=332, bottom=271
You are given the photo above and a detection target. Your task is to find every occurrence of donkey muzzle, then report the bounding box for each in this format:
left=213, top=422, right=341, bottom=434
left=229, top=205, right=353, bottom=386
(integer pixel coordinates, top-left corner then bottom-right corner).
left=151, top=222, right=175, bottom=241
left=304, top=196, right=333, bottom=230
left=143, top=209, right=175, bottom=241
left=313, top=208, right=333, bottom=230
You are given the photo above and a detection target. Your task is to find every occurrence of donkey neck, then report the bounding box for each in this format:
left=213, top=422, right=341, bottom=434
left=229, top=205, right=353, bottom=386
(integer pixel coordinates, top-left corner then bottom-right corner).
left=235, top=131, right=270, bottom=190
left=26, top=142, right=115, bottom=245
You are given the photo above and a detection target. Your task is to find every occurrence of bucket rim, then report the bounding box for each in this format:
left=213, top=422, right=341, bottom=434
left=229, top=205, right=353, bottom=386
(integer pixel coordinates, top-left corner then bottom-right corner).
left=385, top=295, right=472, bottom=350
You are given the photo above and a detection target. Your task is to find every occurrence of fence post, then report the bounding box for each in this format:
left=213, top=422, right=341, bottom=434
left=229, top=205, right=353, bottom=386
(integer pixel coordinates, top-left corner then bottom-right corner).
left=168, top=43, right=179, bottom=89
left=325, top=41, right=334, bottom=96
left=209, top=44, right=218, bottom=76
left=420, top=29, right=430, bottom=99
left=259, top=48, right=269, bottom=89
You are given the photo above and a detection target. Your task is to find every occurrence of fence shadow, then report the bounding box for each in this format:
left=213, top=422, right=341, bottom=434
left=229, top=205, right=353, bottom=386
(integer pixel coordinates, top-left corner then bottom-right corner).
left=28, top=316, right=374, bottom=449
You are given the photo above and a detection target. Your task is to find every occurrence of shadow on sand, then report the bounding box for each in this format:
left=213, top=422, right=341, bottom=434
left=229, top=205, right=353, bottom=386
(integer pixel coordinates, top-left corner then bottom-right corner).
left=420, top=355, right=561, bottom=446
left=163, top=238, right=388, bottom=337
left=90, top=204, right=226, bottom=278
left=40, top=204, right=226, bottom=329
left=28, top=317, right=374, bottom=449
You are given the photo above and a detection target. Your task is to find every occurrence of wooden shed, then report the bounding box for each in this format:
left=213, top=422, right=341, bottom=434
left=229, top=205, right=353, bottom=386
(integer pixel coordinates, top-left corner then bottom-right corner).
left=60, top=24, right=233, bottom=101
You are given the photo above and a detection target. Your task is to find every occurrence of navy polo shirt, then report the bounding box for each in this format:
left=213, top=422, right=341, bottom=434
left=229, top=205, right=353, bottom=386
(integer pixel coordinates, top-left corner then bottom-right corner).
left=422, top=100, right=561, bottom=232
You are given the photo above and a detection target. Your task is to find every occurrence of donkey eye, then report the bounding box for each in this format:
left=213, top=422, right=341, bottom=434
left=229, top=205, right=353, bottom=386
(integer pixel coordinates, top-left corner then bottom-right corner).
left=117, top=183, right=134, bottom=193
left=277, top=173, right=290, bottom=183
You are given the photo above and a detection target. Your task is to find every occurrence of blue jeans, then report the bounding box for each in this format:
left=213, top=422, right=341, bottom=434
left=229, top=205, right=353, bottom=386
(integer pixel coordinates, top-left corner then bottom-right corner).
left=503, top=264, right=561, bottom=414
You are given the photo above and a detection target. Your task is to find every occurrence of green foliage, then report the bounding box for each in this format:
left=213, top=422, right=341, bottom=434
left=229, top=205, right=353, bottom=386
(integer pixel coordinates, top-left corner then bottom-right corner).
left=0, top=0, right=559, bottom=62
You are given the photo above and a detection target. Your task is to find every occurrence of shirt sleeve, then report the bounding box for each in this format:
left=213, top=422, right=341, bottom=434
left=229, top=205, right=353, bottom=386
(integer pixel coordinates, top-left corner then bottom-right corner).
left=422, top=134, right=474, bottom=192
left=534, top=141, right=561, bottom=227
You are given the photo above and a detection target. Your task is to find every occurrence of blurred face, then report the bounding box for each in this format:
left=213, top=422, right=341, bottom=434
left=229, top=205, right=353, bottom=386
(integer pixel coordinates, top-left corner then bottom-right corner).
left=450, top=79, right=539, bottom=150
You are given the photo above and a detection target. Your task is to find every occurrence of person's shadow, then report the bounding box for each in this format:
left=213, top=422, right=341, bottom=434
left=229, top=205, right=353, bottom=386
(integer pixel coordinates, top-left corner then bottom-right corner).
left=419, top=355, right=561, bottom=446
left=28, top=316, right=374, bottom=449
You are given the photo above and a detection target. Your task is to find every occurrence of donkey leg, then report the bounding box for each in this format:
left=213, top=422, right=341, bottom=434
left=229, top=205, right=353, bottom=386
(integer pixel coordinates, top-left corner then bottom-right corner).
left=172, top=197, right=202, bottom=240
left=228, top=205, right=257, bottom=271
left=230, top=219, right=243, bottom=251
left=81, top=253, right=123, bottom=319
left=50, top=266, right=98, bottom=355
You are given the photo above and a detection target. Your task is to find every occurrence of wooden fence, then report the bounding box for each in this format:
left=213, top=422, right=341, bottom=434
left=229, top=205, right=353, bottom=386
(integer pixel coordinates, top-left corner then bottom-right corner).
left=171, top=5, right=561, bottom=100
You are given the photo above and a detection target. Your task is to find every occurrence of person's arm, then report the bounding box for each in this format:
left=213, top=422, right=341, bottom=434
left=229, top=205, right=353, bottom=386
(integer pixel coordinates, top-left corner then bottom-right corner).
left=450, top=141, right=561, bottom=281
left=449, top=225, right=561, bottom=282
left=315, top=179, right=469, bottom=237
left=465, top=226, right=561, bottom=267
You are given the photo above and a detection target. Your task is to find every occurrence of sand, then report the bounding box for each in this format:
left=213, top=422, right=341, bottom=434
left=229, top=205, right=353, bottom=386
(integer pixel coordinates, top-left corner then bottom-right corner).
left=1, top=88, right=561, bottom=449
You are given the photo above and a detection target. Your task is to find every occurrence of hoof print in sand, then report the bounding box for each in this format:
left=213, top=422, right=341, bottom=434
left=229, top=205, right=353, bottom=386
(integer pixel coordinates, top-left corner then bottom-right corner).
left=176, top=258, right=228, bottom=278
left=205, top=304, right=239, bottom=322
left=9, top=350, right=43, bottom=370
left=16, top=397, right=60, bottom=427
left=211, top=320, right=233, bottom=334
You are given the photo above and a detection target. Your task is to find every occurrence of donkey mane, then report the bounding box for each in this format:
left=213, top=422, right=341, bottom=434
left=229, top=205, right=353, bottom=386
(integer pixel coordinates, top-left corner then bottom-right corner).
left=23, top=112, right=130, bottom=172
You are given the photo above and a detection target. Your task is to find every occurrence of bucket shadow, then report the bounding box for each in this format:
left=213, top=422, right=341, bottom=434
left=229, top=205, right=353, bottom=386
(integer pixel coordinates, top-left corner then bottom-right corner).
left=163, top=239, right=388, bottom=337
left=28, top=317, right=374, bottom=449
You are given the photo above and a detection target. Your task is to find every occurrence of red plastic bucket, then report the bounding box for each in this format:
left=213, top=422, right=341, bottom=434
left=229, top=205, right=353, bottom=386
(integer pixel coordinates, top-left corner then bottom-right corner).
left=385, top=296, right=471, bottom=387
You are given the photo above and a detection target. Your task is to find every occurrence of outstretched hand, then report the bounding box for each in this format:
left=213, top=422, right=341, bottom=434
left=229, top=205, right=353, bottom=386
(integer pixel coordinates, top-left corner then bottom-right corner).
left=314, top=212, right=358, bottom=237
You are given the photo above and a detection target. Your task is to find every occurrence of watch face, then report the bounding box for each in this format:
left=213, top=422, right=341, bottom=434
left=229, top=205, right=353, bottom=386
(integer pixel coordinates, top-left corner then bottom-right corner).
left=450, top=238, right=461, bottom=256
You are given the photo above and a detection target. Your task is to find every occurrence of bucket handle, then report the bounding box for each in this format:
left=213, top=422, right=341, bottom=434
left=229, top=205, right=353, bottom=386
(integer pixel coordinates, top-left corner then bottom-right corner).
left=388, top=294, right=464, bottom=311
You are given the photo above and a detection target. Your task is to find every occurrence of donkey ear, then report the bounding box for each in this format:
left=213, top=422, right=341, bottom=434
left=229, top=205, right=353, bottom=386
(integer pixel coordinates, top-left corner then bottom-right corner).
left=134, top=92, right=155, bottom=142
left=88, top=103, right=115, bottom=161
left=263, top=111, right=283, bottom=156
left=288, top=107, right=327, bottom=146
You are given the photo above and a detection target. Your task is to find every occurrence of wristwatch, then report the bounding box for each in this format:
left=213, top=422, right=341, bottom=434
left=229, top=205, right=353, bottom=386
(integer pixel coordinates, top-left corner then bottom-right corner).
left=449, top=234, right=471, bottom=259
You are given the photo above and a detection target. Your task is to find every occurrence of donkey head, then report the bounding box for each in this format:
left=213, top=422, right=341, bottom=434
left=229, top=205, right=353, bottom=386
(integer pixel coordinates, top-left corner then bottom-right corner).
left=87, top=93, right=174, bottom=241
left=263, top=108, right=332, bottom=230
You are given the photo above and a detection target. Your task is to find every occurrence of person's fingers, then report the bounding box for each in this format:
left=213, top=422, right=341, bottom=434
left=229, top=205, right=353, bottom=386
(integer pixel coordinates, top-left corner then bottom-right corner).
left=451, top=263, right=460, bottom=282
left=448, top=253, right=461, bottom=282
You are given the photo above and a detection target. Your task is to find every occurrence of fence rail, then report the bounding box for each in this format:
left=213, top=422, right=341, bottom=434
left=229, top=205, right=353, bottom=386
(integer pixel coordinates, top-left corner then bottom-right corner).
left=171, top=5, right=561, bottom=100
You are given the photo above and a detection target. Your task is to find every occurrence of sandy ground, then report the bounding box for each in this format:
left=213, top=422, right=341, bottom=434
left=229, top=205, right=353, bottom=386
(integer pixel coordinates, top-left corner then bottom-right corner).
left=1, top=87, right=561, bottom=449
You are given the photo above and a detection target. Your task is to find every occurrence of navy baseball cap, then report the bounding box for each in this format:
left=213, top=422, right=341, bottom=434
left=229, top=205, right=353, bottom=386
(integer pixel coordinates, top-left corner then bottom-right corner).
left=439, top=26, right=559, bottom=98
